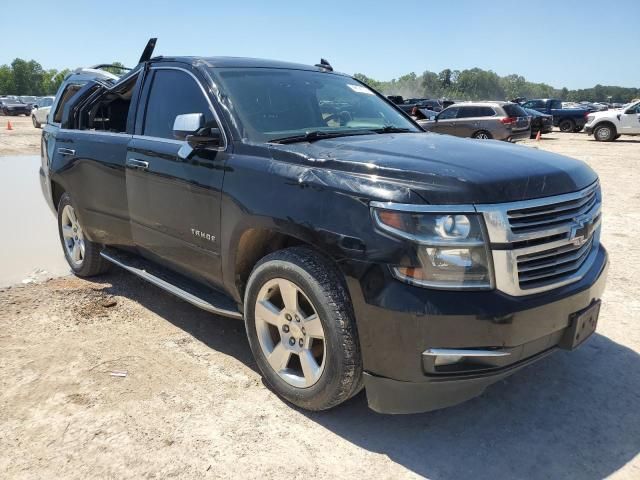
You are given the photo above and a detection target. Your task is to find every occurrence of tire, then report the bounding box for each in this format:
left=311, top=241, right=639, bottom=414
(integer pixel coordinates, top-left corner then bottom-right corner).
left=594, top=123, right=616, bottom=142
left=573, top=126, right=583, bottom=133
left=558, top=118, right=575, bottom=132
left=472, top=130, right=492, bottom=139
left=57, top=193, right=110, bottom=277
left=244, top=246, right=363, bottom=411
left=32, top=115, right=40, bottom=128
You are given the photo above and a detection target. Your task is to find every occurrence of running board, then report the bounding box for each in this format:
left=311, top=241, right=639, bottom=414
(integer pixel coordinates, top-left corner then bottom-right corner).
left=100, top=248, right=242, bottom=319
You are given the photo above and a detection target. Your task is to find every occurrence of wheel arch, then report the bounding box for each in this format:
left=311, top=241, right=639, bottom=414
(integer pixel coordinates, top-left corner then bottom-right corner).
left=233, top=227, right=321, bottom=302
left=593, top=120, right=617, bottom=133
left=51, top=180, right=66, bottom=211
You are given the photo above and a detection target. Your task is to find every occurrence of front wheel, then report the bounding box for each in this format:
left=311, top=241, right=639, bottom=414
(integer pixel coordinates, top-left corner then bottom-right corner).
left=57, top=193, right=110, bottom=277
left=244, top=247, right=362, bottom=411
left=32, top=115, right=40, bottom=128
left=558, top=119, right=576, bottom=132
left=594, top=124, right=616, bottom=142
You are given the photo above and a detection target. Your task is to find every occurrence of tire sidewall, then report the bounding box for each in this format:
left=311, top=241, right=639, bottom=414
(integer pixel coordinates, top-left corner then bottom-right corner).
left=244, top=253, right=355, bottom=410
left=559, top=119, right=575, bottom=132
left=594, top=124, right=615, bottom=142
left=57, top=193, right=97, bottom=276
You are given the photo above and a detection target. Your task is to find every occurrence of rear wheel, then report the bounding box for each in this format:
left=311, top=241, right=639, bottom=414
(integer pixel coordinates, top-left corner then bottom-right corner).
left=558, top=118, right=575, bottom=132
left=57, top=193, right=110, bottom=277
left=594, top=124, right=616, bottom=142
left=244, top=247, right=362, bottom=411
left=472, top=130, right=492, bottom=139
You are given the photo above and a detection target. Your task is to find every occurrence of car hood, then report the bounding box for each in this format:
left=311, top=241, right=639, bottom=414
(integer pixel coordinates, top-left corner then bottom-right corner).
left=267, top=132, right=597, bottom=204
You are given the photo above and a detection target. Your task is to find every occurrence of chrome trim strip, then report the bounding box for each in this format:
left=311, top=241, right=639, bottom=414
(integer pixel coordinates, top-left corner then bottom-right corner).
left=100, top=250, right=242, bottom=319
left=149, top=66, right=228, bottom=151
left=370, top=201, right=476, bottom=213
left=423, top=348, right=511, bottom=357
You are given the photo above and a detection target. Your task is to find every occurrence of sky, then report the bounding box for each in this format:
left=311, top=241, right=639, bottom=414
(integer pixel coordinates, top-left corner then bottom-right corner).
left=2, top=0, right=638, bottom=90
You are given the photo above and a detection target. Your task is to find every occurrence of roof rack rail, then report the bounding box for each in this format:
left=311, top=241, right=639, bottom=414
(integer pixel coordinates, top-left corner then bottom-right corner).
left=89, top=64, right=132, bottom=72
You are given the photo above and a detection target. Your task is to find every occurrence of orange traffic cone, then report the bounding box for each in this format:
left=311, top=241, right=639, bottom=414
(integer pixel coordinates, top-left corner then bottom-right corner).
left=6, top=120, right=13, bottom=130
left=535, top=130, right=541, bottom=141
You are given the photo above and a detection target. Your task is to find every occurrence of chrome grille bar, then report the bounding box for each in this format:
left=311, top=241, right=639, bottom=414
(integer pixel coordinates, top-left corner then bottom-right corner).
left=477, top=181, right=601, bottom=296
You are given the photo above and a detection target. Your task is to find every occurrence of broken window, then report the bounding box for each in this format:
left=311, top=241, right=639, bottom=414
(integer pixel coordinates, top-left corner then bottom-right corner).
left=77, top=74, right=138, bottom=133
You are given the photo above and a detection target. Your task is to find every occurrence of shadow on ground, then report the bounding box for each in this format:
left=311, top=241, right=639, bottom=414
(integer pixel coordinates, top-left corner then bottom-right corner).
left=97, top=270, right=640, bottom=480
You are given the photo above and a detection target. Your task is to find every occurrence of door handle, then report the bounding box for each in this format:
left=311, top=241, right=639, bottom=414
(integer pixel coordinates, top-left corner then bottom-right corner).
left=126, top=158, right=149, bottom=171
left=58, top=148, right=75, bottom=156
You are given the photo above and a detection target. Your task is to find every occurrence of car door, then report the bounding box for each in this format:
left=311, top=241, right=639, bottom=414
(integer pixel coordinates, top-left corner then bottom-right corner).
left=126, top=66, right=229, bottom=289
left=453, top=106, right=478, bottom=137
left=619, top=103, right=640, bottom=134
left=45, top=76, right=133, bottom=246
left=431, top=106, right=460, bottom=135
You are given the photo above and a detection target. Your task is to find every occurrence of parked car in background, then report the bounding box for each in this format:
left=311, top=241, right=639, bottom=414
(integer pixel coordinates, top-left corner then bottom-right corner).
left=0, top=98, right=32, bottom=116
left=524, top=108, right=553, bottom=138
left=31, top=96, right=55, bottom=128
left=411, top=107, right=438, bottom=121
left=419, top=101, right=531, bottom=141
left=387, top=96, right=453, bottom=114
left=521, top=99, right=589, bottom=132
left=19, top=95, right=39, bottom=108
left=584, top=100, right=640, bottom=141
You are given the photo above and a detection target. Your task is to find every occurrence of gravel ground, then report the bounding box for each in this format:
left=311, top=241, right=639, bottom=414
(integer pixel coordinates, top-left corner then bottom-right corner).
left=0, top=129, right=639, bottom=479
left=0, top=115, right=40, bottom=155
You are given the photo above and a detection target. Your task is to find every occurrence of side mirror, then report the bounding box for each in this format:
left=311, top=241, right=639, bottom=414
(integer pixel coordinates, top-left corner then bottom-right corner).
left=173, top=113, right=222, bottom=149
left=173, top=113, right=204, bottom=140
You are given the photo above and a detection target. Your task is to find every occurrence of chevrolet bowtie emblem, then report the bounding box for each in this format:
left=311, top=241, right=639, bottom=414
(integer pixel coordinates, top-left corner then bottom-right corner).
left=570, top=216, right=594, bottom=246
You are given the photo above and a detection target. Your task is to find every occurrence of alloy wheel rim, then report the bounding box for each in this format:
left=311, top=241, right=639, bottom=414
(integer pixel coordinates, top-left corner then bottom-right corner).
left=61, top=205, right=85, bottom=267
left=597, top=127, right=610, bottom=140
left=476, top=132, right=489, bottom=139
left=254, top=278, right=326, bottom=388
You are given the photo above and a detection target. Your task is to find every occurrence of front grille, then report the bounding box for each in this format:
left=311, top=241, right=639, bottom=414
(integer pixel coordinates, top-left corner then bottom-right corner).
left=478, top=182, right=602, bottom=296
left=506, top=183, right=598, bottom=233
left=517, top=236, right=594, bottom=289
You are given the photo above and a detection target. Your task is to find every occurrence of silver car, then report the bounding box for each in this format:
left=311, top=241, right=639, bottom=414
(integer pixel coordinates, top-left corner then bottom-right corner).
left=418, top=101, right=531, bottom=141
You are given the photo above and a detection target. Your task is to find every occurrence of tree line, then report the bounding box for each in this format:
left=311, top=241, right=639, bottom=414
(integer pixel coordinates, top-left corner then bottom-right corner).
left=2, top=57, right=638, bottom=103
left=0, top=58, right=125, bottom=96
left=354, top=68, right=639, bottom=103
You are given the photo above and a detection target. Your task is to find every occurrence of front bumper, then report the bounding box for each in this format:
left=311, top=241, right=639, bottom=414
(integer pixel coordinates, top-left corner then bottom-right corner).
left=346, top=245, right=608, bottom=414
left=584, top=125, right=594, bottom=135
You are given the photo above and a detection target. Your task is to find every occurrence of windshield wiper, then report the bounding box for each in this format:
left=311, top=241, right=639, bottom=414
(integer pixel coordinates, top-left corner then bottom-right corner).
left=268, top=130, right=372, bottom=144
left=371, top=126, right=414, bottom=133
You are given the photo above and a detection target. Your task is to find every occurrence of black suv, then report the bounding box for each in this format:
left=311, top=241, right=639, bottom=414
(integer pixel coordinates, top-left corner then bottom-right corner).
left=40, top=41, right=608, bottom=414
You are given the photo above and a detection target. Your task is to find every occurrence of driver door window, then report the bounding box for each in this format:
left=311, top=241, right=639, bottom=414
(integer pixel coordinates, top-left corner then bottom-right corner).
left=142, top=69, right=212, bottom=139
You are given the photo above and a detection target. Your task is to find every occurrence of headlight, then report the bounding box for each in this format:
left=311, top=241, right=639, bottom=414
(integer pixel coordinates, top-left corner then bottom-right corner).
left=372, top=208, right=493, bottom=289
left=587, top=114, right=594, bottom=122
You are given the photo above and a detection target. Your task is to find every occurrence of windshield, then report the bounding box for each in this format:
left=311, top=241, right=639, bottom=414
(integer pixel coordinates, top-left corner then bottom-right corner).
left=20, top=96, right=37, bottom=102
left=210, top=68, right=419, bottom=143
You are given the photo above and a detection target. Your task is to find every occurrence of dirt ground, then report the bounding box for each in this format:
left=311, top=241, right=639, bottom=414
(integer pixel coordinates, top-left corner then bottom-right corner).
left=0, top=115, right=41, bottom=155
left=1, top=126, right=640, bottom=479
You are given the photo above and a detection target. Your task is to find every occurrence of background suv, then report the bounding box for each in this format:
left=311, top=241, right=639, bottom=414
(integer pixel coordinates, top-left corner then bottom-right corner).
left=418, top=101, right=531, bottom=141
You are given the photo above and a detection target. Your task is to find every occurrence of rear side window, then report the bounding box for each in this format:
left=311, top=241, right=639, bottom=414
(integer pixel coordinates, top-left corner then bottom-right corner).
left=502, top=104, right=527, bottom=118
left=458, top=106, right=495, bottom=118
left=52, top=83, right=85, bottom=123
left=143, top=69, right=212, bottom=139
